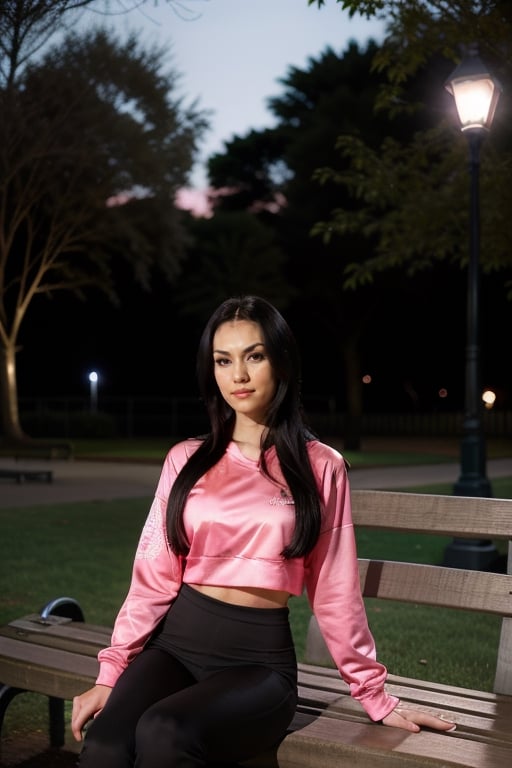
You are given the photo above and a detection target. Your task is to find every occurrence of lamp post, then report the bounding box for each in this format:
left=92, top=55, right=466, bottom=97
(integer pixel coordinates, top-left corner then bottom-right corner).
left=443, top=50, right=502, bottom=570
left=88, top=371, right=98, bottom=413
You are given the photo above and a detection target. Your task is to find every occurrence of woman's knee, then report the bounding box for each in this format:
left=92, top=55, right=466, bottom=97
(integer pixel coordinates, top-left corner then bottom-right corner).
left=136, top=706, right=204, bottom=766
left=78, top=717, right=134, bottom=768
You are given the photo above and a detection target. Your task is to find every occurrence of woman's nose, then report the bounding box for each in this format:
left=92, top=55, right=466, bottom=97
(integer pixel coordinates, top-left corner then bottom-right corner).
left=233, top=361, right=249, bottom=382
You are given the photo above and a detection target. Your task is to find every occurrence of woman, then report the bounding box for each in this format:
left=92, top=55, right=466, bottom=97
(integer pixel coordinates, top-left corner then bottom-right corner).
left=72, top=296, right=455, bottom=767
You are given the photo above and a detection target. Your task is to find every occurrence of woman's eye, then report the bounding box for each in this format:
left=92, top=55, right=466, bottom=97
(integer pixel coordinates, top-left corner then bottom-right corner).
left=248, top=352, right=265, bottom=362
left=214, top=358, right=230, bottom=367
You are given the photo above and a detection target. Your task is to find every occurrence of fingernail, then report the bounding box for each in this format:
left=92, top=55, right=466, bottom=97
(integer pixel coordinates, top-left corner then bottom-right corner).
left=447, top=724, right=457, bottom=732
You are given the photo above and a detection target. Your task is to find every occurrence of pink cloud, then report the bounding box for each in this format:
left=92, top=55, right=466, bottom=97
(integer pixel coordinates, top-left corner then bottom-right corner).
left=175, top=188, right=213, bottom=218
left=106, top=191, right=134, bottom=207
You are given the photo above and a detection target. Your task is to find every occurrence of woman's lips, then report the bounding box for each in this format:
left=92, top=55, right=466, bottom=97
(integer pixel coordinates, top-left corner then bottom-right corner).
left=232, top=389, right=254, bottom=398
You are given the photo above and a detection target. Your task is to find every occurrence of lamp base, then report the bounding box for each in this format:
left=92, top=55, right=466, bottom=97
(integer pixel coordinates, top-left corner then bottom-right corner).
left=442, top=538, right=499, bottom=571
left=453, top=476, right=492, bottom=497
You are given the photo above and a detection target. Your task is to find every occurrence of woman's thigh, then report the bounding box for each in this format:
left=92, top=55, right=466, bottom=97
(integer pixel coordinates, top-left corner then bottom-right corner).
left=101, top=647, right=195, bottom=725
left=79, top=648, right=195, bottom=765
left=137, top=663, right=297, bottom=764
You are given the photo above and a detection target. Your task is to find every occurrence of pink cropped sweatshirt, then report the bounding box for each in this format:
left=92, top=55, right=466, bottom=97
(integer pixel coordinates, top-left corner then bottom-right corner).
left=96, top=438, right=399, bottom=722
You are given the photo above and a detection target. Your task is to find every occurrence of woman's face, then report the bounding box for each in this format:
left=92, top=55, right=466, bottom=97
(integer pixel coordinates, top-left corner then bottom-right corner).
left=212, top=319, right=277, bottom=424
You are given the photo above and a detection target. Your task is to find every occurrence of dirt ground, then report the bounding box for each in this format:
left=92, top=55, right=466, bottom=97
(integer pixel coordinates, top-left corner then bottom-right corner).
left=1, top=730, right=79, bottom=767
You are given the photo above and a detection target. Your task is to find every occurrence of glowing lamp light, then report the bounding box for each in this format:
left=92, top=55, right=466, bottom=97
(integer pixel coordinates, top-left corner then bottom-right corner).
left=88, top=370, right=99, bottom=413
left=445, top=50, right=502, bottom=132
left=482, top=389, right=496, bottom=409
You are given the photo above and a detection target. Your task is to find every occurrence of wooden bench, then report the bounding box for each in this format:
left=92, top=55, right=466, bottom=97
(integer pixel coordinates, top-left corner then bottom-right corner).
left=0, top=467, right=53, bottom=484
left=1, top=490, right=512, bottom=767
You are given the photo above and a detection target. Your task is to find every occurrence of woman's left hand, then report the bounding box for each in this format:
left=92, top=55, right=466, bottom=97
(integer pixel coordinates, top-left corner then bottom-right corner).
left=382, top=704, right=456, bottom=733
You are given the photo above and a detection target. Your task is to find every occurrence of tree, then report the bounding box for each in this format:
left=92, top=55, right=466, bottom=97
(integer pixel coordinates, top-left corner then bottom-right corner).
left=173, top=211, right=294, bottom=322
left=0, top=24, right=208, bottom=443
left=309, top=1, right=512, bottom=288
left=0, top=0, right=205, bottom=88
left=207, top=41, right=428, bottom=449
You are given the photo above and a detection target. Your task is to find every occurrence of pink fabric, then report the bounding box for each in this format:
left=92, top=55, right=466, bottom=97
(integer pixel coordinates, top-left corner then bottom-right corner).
left=96, top=438, right=398, bottom=721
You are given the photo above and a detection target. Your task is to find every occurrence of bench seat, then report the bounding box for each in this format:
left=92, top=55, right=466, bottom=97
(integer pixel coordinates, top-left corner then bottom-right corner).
left=2, top=616, right=512, bottom=768
left=0, top=468, right=53, bottom=484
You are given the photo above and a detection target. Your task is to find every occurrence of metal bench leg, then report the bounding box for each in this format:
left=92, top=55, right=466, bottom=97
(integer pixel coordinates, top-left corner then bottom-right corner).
left=49, top=696, right=65, bottom=747
left=43, top=597, right=84, bottom=747
left=0, top=685, right=25, bottom=745
left=0, top=685, right=66, bottom=751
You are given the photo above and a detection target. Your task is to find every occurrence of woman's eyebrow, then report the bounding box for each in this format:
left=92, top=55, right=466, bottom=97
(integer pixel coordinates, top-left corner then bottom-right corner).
left=213, top=342, right=265, bottom=355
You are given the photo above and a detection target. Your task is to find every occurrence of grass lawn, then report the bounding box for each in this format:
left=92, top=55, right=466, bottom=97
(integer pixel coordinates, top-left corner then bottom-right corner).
left=65, top=435, right=512, bottom=466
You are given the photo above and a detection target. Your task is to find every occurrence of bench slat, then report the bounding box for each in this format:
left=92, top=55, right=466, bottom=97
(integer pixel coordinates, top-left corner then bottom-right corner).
left=351, top=490, right=512, bottom=539
left=298, top=662, right=512, bottom=709
left=0, top=659, right=95, bottom=700
left=0, top=641, right=98, bottom=699
left=9, top=615, right=110, bottom=637
left=358, top=560, right=512, bottom=615
left=296, top=669, right=512, bottom=744
left=273, top=718, right=512, bottom=768
left=4, top=618, right=111, bottom=654
left=0, top=636, right=98, bottom=674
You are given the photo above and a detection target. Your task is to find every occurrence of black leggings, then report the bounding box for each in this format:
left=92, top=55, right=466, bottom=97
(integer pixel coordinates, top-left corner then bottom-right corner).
left=78, top=585, right=298, bottom=768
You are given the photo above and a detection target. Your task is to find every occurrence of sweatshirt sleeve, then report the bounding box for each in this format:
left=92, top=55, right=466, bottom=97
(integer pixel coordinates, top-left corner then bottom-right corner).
left=304, top=448, right=399, bottom=722
left=96, top=445, right=189, bottom=688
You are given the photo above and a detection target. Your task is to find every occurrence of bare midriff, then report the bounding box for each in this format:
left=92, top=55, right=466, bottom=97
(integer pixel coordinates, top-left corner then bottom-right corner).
left=189, top=584, right=290, bottom=609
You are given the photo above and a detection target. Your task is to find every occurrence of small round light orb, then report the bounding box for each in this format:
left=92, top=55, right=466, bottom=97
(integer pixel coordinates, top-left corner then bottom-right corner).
left=482, top=389, right=496, bottom=409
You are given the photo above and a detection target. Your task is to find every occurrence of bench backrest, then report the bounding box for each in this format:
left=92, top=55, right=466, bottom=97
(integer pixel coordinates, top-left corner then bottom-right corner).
left=308, top=490, right=512, bottom=696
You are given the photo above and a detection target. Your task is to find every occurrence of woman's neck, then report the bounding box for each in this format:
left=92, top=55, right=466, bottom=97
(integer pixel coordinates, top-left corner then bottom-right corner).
left=232, top=420, right=268, bottom=460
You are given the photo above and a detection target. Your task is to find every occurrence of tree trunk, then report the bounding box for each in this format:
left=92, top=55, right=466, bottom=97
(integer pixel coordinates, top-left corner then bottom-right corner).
left=0, top=340, right=26, bottom=441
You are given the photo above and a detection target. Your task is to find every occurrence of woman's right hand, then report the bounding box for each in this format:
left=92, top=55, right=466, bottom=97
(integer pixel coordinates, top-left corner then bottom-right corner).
left=71, top=684, right=112, bottom=741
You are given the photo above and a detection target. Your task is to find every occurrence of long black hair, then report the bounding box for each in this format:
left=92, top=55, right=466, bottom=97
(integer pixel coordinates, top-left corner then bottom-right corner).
left=166, top=296, right=321, bottom=558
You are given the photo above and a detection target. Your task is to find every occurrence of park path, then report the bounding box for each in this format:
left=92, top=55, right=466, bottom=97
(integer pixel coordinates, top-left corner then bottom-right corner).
left=1, top=452, right=512, bottom=508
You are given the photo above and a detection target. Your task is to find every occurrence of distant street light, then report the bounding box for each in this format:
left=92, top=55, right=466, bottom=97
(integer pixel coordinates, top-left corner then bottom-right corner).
left=482, top=390, right=496, bottom=410
left=443, top=49, right=502, bottom=570
left=88, top=371, right=99, bottom=413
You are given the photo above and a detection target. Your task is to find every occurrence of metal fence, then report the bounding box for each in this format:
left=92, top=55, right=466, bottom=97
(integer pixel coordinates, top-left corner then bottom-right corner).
left=16, top=396, right=512, bottom=440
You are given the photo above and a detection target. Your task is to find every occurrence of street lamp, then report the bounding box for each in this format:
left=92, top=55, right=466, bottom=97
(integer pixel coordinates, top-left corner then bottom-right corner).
left=443, top=49, right=502, bottom=570
left=88, top=371, right=99, bottom=413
